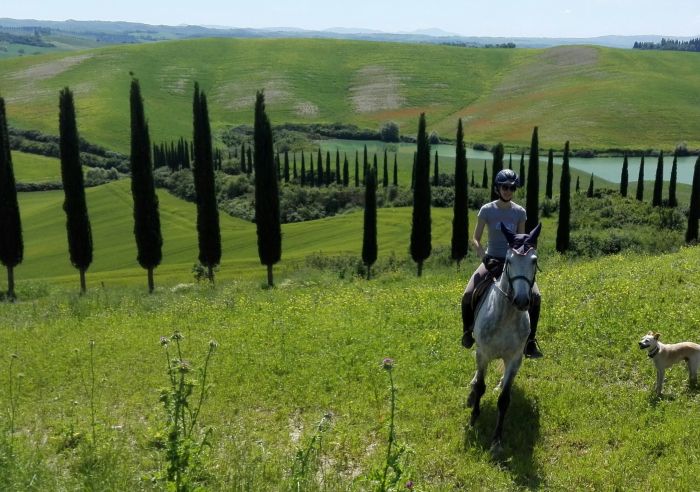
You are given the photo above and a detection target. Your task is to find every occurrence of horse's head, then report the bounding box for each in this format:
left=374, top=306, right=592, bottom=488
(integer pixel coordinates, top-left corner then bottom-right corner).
left=499, top=222, right=541, bottom=310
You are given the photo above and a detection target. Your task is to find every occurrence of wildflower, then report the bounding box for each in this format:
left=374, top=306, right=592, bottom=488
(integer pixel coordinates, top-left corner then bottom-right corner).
left=171, top=332, right=183, bottom=341
left=209, top=339, right=219, bottom=350
left=10, top=353, right=18, bottom=359
left=382, top=357, right=394, bottom=370
left=406, top=480, right=414, bottom=490
left=160, top=336, right=170, bottom=347
left=88, top=340, right=95, bottom=348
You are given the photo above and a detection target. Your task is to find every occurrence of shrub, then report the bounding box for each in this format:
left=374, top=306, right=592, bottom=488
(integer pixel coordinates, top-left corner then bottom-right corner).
left=379, top=122, right=400, bottom=142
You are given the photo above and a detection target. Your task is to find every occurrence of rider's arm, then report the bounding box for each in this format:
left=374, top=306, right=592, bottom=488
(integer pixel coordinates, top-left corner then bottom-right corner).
left=517, top=219, right=526, bottom=234
left=472, top=219, right=487, bottom=258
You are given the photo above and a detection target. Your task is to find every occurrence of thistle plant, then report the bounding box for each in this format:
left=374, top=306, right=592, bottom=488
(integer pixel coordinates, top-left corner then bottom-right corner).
left=159, top=332, right=217, bottom=491
left=374, top=357, right=410, bottom=492
left=291, top=412, right=332, bottom=489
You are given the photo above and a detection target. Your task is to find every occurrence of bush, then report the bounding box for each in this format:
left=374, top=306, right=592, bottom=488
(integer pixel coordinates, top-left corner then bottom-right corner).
left=85, top=167, right=120, bottom=187
left=428, top=131, right=440, bottom=144
left=379, top=122, right=400, bottom=142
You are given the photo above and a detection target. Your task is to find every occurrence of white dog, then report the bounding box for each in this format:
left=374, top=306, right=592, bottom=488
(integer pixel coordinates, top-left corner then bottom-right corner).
left=638, top=331, right=700, bottom=396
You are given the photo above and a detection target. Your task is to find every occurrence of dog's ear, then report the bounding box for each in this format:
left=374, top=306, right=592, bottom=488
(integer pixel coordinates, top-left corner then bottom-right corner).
left=653, top=332, right=661, bottom=340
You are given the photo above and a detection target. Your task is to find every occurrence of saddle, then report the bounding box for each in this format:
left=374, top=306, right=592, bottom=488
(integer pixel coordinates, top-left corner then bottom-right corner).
left=471, top=256, right=505, bottom=312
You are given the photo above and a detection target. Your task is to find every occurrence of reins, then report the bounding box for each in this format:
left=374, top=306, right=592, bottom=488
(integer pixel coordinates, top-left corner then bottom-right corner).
left=497, top=246, right=537, bottom=304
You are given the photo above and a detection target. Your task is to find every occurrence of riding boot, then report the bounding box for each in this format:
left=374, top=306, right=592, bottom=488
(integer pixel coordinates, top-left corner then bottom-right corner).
left=461, top=292, right=475, bottom=349
left=524, top=301, right=543, bottom=358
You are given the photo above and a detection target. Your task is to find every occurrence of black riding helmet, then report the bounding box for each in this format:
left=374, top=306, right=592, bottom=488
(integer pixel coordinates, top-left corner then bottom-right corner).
left=494, top=169, right=520, bottom=200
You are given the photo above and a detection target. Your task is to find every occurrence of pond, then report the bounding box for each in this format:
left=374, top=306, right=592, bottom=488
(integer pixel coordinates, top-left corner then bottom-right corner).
left=317, top=139, right=699, bottom=185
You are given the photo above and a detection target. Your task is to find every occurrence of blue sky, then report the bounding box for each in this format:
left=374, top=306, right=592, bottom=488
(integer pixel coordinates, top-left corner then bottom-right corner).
left=4, top=0, right=700, bottom=37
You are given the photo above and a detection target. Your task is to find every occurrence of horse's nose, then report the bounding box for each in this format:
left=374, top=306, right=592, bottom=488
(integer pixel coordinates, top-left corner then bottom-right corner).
left=513, top=293, right=530, bottom=311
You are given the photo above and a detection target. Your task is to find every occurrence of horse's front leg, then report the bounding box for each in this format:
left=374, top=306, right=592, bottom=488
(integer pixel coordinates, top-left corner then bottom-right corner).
left=492, top=355, right=523, bottom=447
left=467, top=351, right=488, bottom=426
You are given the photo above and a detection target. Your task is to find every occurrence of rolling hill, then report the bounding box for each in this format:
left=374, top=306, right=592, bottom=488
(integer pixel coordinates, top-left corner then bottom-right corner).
left=1, top=38, right=699, bottom=154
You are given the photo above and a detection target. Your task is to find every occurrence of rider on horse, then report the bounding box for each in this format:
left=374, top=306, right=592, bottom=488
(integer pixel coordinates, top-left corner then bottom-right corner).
left=461, top=169, right=544, bottom=358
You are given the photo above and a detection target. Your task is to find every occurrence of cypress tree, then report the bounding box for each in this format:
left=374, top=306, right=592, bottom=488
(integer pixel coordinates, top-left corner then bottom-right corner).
left=383, top=148, right=389, bottom=187
left=336, top=149, right=341, bottom=185
left=636, top=155, right=645, bottom=201
left=433, top=149, right=439, bottom=186
left=59, top=87, right=93, bottom=294
left=669, top=152, right=678, bottom=207
left=276, top=153, right=281, bottom=182
left=576, top=176, right=580, bottom=193
left=545, top=148, right=554, bottom=199
left=192, top=83, right=221, bottom=283
left=508, top=153, right=513, bottom=170
left=393, top=154, right=398, bottom=186
left=309, top=153, right=315, bottom=186
left=343, top=154, right=349, bottom=187
left=283, top=150, right=290, bottom=183
left=129, top=79, right=162, bottom=293
left=0, top=97, right=23, bottom=300
left=317, top=148, right=323, bottom=187
left=490, top=143, right=504, bottom=201
left=686, top=156, right=700, bottom=243
left=481, top=161, right=488, bottom=189
left=247, top=146, right=253, bottom=174
left=556, top=141, right=571, bottom=253
left=300, top=152, right=306, bottom=186
left=373, top=154, right=378, bottom=188
left=293, top=152, right=298, bottom=180
left=620, top=154, right=629, bottom=197
left=410, top=113, right=431, bottom=276
left=253, top=91, right=282, bottom=286
left=519, top=151, right=526, bottom=188
left=451, top=118, right=469, bottom=265
left=526, top=127, right=540, bottom=231
left=652, top=151, right=664, bottom=207
left=355, top=150, right=359, bottom=187
left=241, top=143, right=247, bottom=175
left=363, top=145, right=368, bottom=184
left=587, top=173, right=594, bottom=197
left=362, top=167, right=377, bottom=280
left=471, top=169, right=475, bottom=187
left=325, top=150, right=331, bottom=185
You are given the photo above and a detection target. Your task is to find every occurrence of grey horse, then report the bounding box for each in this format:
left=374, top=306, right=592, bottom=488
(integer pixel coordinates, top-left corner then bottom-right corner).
left=467, top=222, right=541, bottom=448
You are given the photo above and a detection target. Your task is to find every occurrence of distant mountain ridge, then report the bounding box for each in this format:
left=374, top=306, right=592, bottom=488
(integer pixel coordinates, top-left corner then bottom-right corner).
left=0, top=17, right=697, bottom=49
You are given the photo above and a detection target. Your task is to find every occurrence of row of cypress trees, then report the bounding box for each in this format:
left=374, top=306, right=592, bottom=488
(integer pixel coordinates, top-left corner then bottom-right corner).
left=2, top=92, right=700, bottom=296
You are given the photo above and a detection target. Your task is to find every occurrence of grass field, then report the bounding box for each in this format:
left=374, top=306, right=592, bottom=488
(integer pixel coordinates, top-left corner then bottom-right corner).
left=12, top=151, right=62, bottom=183
left=1, top=246, right=700, bottom=490
left=1, top=38, right=700, bottom=154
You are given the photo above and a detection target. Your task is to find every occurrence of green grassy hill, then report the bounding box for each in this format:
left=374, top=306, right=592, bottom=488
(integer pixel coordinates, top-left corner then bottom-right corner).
left=1, top=38, right=699, bottom=153
left=1, top=246, right=700, bottom=490
left=15, top=179, right=474, bottom=286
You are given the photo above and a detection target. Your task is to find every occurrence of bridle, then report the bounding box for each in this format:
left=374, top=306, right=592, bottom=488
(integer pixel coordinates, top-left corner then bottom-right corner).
left=496, top=246, right=538, bottom=303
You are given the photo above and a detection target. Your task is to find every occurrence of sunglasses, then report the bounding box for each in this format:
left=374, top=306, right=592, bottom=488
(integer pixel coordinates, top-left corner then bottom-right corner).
left=500, top=184, right=517, bottom=191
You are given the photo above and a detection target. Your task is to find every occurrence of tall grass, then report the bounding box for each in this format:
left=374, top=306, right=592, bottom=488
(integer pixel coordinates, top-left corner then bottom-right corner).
left=1, top=247, right=700, bottom=489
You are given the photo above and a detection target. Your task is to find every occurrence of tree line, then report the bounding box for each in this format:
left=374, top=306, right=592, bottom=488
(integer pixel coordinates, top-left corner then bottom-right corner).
left=2, top=86, right=700, bottom=298
left=633, top=38, right=700, bottom=52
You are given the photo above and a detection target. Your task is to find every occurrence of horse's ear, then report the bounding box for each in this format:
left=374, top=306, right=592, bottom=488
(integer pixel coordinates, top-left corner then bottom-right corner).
left=499, top=222, right=516, bottom=246
left=528, top=223, right=542, bottom=245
